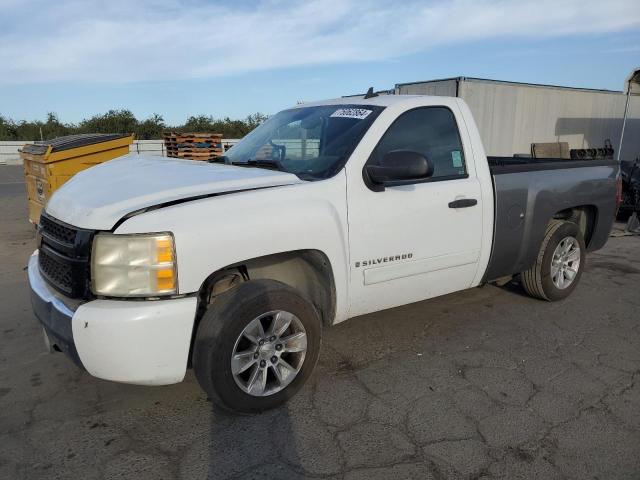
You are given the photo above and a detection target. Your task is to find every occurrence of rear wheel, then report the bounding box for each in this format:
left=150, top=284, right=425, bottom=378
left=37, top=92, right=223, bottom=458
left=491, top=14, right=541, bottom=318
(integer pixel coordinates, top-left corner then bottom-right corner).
left=521, top=220, right=586, bottom=301
left=193, top=279, right=322, bottom=413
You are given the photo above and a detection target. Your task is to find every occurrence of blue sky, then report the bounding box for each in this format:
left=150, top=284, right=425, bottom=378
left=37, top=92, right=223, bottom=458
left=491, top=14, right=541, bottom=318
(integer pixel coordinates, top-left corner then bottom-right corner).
left=1, top=0, right=639, bottom=125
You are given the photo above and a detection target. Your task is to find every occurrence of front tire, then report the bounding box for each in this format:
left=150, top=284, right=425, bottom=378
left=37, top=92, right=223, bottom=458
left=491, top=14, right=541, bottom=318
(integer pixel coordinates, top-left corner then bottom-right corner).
left=193, top=279, right=322, bottom=413
left=521, top=220, right=586, bottom=301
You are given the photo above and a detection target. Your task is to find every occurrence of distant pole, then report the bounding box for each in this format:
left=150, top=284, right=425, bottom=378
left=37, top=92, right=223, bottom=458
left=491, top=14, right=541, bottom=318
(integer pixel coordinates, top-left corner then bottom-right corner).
left=617, top=88, right=630, bottom=163
left=39, top=127, right=43, bottom=141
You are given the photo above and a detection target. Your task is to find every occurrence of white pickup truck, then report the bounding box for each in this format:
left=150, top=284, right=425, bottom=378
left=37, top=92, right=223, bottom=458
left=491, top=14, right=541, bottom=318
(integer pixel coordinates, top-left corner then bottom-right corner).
left=29, top=95, right=618, bottom=413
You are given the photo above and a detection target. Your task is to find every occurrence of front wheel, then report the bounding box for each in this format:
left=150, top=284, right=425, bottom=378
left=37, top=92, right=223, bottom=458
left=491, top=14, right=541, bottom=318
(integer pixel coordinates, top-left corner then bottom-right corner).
left=521, top=220, right=586, bottom=301
left=193, top=279, right=322, bottom=413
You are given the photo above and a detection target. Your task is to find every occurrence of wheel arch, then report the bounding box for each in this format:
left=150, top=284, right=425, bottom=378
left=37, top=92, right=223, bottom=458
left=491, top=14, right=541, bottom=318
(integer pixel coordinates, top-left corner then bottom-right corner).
left=519, top=204, right=597, bottom=278
left=188, top=249, right=336, bottom=366
left=485, top=203, right=601, bottom=282
left=552, top=204, right=598, bottom=248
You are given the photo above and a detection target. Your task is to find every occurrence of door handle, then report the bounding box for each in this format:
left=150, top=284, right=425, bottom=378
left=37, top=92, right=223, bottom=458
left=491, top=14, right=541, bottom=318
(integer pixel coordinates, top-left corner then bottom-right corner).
left=448, top=198, right=478, bottom=208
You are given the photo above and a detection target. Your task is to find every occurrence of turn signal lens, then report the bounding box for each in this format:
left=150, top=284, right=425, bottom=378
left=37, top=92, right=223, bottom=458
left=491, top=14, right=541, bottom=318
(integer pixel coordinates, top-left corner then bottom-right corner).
left=156, top=237, right=174, bottom=264
left=155, top=267, right=176, bottom=292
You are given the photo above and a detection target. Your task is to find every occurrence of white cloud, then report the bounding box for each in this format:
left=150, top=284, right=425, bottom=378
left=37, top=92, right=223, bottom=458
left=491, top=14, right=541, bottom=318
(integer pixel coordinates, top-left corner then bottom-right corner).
left=0, top=0, right=638, bottom=84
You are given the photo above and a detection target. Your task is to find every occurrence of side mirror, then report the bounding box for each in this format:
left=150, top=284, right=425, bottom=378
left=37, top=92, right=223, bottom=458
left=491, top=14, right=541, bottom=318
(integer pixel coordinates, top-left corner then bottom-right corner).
left=365, top=150, right=433, bottom=190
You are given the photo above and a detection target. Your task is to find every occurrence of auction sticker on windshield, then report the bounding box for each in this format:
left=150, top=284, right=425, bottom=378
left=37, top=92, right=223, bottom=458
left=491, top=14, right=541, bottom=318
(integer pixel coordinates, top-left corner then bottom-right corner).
left=330, top=108, right=372, bottom=120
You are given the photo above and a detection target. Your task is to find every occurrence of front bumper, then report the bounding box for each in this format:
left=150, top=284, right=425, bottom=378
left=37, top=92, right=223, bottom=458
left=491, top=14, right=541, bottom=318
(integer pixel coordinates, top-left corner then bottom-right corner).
left=29, top=251, right=84, bottom=367
left=28, top=251, right=198, bottom=385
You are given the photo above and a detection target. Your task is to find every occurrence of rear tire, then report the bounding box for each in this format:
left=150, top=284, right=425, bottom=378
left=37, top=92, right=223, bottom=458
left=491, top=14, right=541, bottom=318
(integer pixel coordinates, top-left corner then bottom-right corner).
left=193, top=279, right=322, bottom=414
left=521, top=220, right=586, bottom=301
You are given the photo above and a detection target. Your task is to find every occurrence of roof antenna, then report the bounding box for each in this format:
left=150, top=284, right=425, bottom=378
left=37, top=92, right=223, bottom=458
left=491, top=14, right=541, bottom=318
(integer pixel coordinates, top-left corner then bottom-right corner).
left=363, top=87, right=378, bottom=99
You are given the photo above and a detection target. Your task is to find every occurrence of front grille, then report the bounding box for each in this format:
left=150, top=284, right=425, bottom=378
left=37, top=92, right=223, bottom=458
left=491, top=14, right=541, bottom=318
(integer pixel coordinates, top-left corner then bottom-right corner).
left=40, top=214, right=77, bottom=245
left=39, top=248, right=74, bottom=295
left=38, top=212, right=94, bottom=299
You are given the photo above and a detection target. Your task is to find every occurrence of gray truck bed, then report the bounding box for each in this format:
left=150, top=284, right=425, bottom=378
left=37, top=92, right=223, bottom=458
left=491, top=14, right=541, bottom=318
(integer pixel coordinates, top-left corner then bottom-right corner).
left=483, top=157, right=618, bottom=282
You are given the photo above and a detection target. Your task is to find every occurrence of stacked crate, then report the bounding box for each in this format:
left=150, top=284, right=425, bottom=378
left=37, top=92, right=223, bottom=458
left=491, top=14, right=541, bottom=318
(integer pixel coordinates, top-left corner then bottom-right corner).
left=163, top=133, right=224, bottom=161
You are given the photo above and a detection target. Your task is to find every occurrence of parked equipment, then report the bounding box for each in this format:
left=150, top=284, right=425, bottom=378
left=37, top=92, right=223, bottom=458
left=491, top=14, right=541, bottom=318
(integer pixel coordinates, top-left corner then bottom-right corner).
left=570, top=140, right=615, bottom=160
left=21, top=133, right=134, bottom=224
left=531, top=142, right=570, bottom=159
left=618, top=157, right=640, bottom=221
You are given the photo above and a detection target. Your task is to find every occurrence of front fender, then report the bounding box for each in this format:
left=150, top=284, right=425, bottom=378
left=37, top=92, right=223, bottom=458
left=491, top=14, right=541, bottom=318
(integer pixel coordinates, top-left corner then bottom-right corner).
left=115, top=171, right=350, bottom=322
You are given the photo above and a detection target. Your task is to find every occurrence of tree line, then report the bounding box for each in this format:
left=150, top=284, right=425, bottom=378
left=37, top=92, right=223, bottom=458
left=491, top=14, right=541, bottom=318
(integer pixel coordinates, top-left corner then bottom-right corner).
left=0, top=110, right=269, bottom=141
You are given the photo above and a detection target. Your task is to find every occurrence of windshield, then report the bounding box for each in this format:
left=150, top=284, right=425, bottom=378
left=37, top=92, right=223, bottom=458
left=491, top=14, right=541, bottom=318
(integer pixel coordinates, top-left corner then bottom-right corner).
left=225, top=104, right=384, bottom=180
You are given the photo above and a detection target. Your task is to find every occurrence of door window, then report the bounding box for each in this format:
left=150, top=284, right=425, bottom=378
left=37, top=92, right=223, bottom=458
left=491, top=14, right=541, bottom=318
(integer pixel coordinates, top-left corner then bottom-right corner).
left=369, top=107, right=467, bottom=179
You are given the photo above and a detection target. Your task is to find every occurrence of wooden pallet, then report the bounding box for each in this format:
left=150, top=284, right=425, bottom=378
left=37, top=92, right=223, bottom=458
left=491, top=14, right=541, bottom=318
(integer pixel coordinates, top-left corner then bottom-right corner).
left=163, top=132, right=224, bottom=161
left=165, top=146, right=221, bottom=151
left=163, top=133, right=222, bottom=141
left=163, top=132, right=222, bottom=137
left=164, top=143, right=222, bottom=148
left=164, top=142, right=222, bottom=146
left=173, top=147, right=223, bottom=152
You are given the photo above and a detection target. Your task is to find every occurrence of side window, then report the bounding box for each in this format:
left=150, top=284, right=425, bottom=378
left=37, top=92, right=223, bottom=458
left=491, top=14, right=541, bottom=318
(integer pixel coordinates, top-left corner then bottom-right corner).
left=369, top=107, right=467, bottom=179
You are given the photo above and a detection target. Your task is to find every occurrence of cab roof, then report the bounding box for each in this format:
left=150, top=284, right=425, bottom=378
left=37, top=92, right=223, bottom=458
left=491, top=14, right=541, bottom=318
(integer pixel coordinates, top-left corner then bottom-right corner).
left=292, top=94, right=452, bottom=109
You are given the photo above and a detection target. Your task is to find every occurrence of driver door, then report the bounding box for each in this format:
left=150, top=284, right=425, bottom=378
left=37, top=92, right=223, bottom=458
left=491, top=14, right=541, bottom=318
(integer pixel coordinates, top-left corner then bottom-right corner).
left=347, top=106, right=484, bottom=317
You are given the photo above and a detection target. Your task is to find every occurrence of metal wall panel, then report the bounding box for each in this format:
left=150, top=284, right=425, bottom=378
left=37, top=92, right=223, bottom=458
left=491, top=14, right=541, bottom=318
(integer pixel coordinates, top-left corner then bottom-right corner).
left=460, top=79, right=639, bottom=158
left=396, top=79, right=457, bottom=97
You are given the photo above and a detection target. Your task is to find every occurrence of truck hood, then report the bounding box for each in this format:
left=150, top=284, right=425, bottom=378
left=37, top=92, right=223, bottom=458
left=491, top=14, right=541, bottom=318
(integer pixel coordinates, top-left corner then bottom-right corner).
left=45, top=154, right=303, bottom=230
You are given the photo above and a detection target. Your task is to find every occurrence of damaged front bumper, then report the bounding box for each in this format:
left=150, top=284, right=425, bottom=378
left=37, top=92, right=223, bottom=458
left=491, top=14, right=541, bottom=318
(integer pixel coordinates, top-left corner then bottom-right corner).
left=28, top=251, right=84, bottom=368
left=28, top=251, right=198, bottom=386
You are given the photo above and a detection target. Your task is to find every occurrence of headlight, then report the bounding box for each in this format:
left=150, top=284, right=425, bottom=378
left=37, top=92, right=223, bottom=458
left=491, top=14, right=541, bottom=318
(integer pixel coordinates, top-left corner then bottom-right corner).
left=91, top=233, right=177, bottom=297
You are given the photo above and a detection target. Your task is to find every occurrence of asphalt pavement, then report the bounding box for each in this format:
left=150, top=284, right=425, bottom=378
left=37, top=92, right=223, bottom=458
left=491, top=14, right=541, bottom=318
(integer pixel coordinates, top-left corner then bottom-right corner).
left=1, top=165, right=639, bottom=479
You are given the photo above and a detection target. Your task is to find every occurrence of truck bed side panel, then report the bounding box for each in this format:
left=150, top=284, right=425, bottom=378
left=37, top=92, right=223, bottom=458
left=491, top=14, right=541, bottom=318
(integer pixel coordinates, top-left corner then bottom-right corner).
left=484, top=161, right=617, bottom=281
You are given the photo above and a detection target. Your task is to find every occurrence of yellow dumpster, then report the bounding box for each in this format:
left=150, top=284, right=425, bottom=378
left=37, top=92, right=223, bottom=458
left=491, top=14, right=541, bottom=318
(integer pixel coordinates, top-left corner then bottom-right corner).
left=21, top=133, right=134, bottom=223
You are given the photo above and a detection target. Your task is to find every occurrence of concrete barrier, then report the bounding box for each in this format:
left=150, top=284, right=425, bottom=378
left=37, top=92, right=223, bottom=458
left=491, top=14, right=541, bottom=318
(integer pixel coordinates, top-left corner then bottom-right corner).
left=0, top=141, right=34, bottom=165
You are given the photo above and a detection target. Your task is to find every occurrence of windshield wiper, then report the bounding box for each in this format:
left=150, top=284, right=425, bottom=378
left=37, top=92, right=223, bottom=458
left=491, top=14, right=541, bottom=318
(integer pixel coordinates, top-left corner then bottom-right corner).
left=208, top=155, right=231, bottom=164
left=243, top=159, right=285, bottom=172
left=212, top=156, right=285, bottom=171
